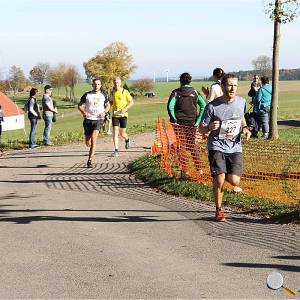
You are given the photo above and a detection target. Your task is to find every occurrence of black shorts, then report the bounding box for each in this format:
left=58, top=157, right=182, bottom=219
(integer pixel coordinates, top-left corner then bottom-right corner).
left=83, top=119, right=104, bottom=136
left=112, top=117, right=128, bottom=128
left=208, top=150, right=243, bottom=177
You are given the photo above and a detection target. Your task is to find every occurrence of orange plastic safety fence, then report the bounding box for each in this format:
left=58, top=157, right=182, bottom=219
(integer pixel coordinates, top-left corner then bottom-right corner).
left=153, top=119, right=299, bottom=204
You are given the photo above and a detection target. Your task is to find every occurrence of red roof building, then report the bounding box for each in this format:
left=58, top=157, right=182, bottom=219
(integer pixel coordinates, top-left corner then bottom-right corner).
left=0, top=91, right=24, bottom=116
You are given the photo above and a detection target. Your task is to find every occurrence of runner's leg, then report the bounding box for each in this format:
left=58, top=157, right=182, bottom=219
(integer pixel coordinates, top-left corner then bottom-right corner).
left=88, top=130, right=99, bottom=160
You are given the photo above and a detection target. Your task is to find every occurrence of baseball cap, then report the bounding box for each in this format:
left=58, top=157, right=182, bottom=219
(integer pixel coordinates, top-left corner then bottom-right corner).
left=44, top=84, right=53, bottom=92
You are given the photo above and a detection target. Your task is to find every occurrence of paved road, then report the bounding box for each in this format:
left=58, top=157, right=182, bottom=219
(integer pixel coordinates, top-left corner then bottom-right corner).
left=0, top=133, right=299, bottom=299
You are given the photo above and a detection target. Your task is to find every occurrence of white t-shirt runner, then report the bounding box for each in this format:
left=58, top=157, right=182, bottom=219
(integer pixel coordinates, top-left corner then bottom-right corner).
left=80, top=91, right=108, bottom=121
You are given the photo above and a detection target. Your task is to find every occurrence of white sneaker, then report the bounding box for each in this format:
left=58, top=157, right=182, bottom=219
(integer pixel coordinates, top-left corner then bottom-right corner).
left=113, top=149, right=119, bottom=157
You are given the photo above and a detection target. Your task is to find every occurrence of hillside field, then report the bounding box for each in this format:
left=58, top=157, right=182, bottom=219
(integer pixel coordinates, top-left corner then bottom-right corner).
left=1, top=80, right=299, bottom=148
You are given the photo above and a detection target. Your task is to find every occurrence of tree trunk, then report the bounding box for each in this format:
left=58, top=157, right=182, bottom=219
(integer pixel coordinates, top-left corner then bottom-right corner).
left=65, top=86, right=68, bottom=99
left=269, top=0, right=281, bottom=140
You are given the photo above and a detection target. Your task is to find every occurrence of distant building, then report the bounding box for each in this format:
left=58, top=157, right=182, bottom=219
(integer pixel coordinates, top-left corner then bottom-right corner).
left=0, top=91, right=24, bottom=131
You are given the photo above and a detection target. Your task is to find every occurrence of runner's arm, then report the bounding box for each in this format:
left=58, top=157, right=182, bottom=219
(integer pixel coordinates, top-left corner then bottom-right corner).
left=120, top=93, right=134, bottom=114
left=195, top=94, right=206, bottom=125
left=78, top=93, right=87, bottom=117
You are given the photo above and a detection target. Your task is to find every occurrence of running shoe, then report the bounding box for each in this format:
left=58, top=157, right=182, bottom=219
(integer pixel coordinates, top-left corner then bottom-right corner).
left=215, top=210, right=226, bottom=222
left=87, top=159, right=92, bottom=168
left=233, top=186, right=243, bottom=193
left=125, top=139, right=130, bottom=149
left=113, top=149, right=119, bottom=157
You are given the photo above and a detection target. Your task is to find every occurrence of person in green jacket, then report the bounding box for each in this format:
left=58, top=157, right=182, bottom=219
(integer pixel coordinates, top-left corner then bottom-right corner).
left=167, top=72, right=206, bottom=176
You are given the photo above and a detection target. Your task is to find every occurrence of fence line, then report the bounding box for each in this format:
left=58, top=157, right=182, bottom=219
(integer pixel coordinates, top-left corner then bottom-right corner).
left=153, top=118, right=299, bottom=204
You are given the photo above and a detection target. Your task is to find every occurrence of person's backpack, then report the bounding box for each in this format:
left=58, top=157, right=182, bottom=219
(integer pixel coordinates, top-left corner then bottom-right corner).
left=23, top=99, right=30, bottom=113
left=248, top=88, right=255, bottom=98
left=167, top=88, right=198, bottom=124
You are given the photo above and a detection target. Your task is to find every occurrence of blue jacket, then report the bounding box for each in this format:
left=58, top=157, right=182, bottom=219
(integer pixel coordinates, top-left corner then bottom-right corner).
left=254, top=84, right=272, bottom=113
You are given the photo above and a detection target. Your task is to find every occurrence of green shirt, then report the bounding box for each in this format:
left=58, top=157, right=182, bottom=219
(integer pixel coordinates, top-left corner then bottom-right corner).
left=168, top=85, right=206, bottom=125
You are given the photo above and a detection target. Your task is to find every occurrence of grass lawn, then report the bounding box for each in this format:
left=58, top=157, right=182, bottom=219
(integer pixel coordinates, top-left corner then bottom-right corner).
left=1, top=80, right=299, bottom=149
left=131, top=154, right=299, bottom=224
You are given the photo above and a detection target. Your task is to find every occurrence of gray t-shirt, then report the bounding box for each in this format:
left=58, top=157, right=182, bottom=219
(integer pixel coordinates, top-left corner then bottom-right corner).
left=201, top=96, right=246, bottom=153
left=42, top=94, right=54, bottom=116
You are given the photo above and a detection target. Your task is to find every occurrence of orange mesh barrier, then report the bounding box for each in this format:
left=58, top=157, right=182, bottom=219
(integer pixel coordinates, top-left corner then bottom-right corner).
left=153, top=118, right=300, bottom=204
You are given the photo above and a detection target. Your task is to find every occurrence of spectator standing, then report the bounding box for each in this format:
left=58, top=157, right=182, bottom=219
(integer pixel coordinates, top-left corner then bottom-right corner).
left=28, top=88, right=41, bottom=149
left=42, top=85, right=57, bottom=146
left=199, top=73, right=251, bottom=222
left=0, top=105, right=3, bottom=142
left=167, top=72, right=206, bottom=175
left=202, top=68, right=225, bottom=103
left=253, top=76, right=272, bottom=138
left=248, top=74, right=261, bottom=101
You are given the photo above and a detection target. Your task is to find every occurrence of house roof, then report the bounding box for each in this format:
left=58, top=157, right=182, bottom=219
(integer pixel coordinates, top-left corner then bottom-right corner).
left=0, top=91, right=24, bottom=116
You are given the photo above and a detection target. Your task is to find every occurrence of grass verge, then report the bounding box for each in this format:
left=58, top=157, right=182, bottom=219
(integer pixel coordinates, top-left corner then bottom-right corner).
left=130, top=154, right=299, bottom=224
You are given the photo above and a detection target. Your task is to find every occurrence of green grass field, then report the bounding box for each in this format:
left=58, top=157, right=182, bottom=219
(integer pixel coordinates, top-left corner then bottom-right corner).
left=1, top=80, right=299, bottom=149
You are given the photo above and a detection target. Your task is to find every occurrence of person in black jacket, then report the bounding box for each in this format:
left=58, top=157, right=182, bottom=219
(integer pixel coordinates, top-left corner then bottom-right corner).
left=167, top=73, right=206, bottom=176
left=28, top=88, right=41, bottom=149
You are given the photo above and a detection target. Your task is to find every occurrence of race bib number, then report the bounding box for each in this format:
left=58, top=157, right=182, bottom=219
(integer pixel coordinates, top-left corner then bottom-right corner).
left=219, top=119, right=241, bottom=140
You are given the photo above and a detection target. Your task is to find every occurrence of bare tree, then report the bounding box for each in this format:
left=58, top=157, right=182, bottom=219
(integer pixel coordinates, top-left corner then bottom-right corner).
left=29, top=63, right=50, bottom=85
left=251, top=55, right=272, bottom=76
left=265, top=0, right=300, bottom=139
left=8, top=65, right=28, bottom=95
left=64, top=65, right=81, bottom=103
left=48, top=64, right=68, bottom=97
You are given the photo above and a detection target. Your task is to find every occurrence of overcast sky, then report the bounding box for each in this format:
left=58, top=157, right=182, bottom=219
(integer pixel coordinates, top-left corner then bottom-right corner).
left=0, top=0, right=299, bottom=80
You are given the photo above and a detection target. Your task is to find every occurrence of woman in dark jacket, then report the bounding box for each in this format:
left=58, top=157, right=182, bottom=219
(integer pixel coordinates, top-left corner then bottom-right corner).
left=28, top=88, right=41, bottom=149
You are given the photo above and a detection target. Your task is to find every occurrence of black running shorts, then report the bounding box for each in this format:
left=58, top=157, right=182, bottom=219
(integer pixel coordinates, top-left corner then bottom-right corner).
left=112, top=117, right=128, bottom=128
left=83, top=119, right=104, bottom=136
left=208, top=150, right=243, bottom=177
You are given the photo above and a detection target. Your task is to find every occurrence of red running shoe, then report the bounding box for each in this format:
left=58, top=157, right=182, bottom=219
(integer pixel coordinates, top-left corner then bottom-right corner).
left=215, top=210, right=226, bottom=222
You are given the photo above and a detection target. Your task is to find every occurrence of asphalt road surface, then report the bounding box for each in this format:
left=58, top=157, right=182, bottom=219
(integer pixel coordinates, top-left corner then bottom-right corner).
left=0, top=133, right=298, bottom=299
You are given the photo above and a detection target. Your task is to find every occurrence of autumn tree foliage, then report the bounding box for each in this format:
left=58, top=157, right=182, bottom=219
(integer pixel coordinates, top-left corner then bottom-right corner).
left=29, top=63, right=50, bottom=84
left=0, top=80, right=11, bottom=94
left=48, top=63, right=80, bottom=102
left=83, top=41, right=136, bottom=89
left=131, top=78, right=154, bottom=96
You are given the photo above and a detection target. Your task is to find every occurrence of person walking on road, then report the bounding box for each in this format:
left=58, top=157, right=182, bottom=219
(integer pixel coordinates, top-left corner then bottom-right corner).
left=199, top=73, right=251, bottom=222
left=110, top=77, right=134, bottom=157
left=42, top=85, right=57, bottom=146
left=78, top=78, right=110, bottom=168
left=28, top=88, right=41, bottom=149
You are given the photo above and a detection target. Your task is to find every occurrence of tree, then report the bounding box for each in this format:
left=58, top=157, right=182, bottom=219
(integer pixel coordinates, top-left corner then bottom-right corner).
left=8, top=65, right=28, bottom=95
left=131, top=78, right=154, bottom=96
left=48, top=63, right=68, bottom=97
left=251, top=55, right=272, bottom=76
left=265, top=0, right=300, bottom=139
left=83, top=41, right=136, bottom=89
left=29, top=63, right=50, bottom=85
left=63, top=65, right=81, bottom=103
left=0, top=80, right=11, bottom=94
